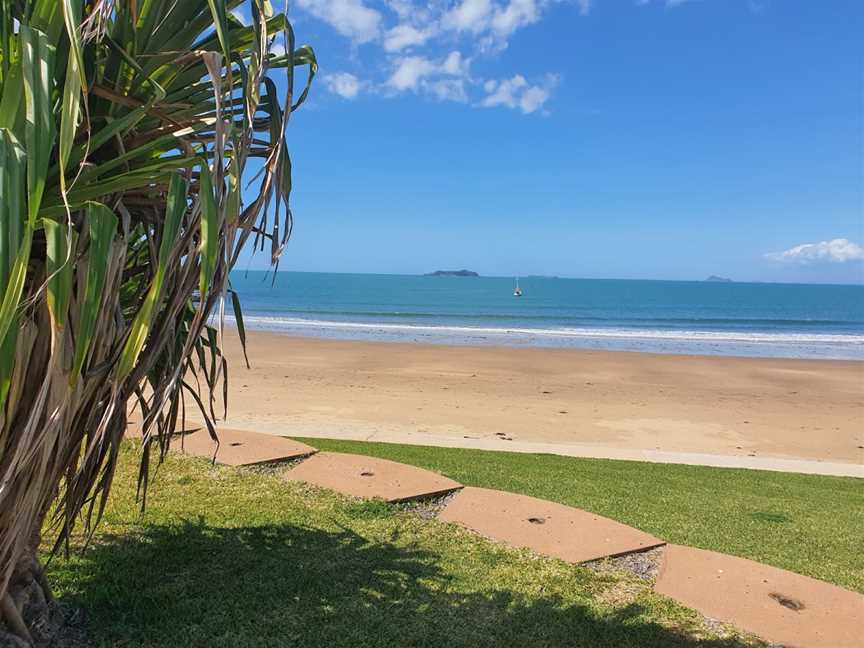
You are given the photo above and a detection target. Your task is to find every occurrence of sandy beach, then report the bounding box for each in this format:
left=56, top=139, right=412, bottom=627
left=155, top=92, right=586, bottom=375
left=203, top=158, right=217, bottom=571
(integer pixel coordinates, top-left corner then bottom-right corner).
left=185, top=331, right=864, bottom=470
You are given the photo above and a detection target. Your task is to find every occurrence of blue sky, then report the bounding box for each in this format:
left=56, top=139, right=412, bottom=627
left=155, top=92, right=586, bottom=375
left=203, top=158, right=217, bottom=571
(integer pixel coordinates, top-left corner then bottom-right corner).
left=236, top=0, right=863, bottom=284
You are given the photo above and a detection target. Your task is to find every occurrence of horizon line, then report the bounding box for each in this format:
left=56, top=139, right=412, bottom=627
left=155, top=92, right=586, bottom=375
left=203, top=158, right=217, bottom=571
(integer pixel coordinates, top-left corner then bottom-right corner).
left=230, top=268, right=864, bottom=288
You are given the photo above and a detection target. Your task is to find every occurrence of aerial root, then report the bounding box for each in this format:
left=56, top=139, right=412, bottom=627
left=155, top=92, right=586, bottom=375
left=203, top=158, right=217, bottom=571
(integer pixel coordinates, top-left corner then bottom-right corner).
left=1, top=592, right=33, bottom=646
left=28, top=560, right=52, bottom=605
left=0, top=558, right=57, bottom=647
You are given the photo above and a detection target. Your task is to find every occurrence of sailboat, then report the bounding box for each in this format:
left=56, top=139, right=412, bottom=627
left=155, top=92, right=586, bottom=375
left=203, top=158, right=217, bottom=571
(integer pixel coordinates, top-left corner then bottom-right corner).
left=513, top=278, right=523, bottom=297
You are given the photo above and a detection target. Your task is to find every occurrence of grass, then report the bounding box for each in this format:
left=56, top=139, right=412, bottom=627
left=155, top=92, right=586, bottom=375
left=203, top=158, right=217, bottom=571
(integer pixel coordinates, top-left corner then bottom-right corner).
left=46, top=442, right=766, bottom=648
left=296, top=438, right=864, bottom=593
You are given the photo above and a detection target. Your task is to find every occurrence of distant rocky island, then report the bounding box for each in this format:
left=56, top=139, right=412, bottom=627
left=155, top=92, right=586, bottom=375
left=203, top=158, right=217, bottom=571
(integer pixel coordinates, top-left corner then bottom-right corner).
left=425, top=270, right=479, bottom=277
left=705, top=275, right=733, bottom=283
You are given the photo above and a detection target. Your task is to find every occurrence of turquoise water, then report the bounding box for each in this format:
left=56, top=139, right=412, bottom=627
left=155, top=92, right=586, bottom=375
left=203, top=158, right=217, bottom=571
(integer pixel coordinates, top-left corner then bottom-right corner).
left=227, top=272, right=864, bottom=359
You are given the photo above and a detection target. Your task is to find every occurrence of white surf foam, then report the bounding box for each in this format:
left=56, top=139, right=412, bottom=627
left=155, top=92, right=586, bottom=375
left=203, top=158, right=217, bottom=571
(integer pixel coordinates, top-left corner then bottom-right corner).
left=232, top=315, right=864, bottom=347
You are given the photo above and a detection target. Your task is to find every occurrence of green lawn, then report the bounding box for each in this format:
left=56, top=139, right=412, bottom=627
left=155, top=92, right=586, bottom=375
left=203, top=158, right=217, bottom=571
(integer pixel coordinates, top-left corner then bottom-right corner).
left=47, top=442, right=765, bottom=648
left=297, top=438, right=864, bottom=593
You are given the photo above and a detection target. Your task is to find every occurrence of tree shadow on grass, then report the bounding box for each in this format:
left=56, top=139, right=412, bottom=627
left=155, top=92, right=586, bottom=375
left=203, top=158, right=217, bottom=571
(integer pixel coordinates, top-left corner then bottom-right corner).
left=55, top=520, right=756, bottom=648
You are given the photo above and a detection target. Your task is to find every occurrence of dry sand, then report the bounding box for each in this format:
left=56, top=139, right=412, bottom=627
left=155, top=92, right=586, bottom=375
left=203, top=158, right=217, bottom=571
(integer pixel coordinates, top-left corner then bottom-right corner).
left=193, top=331, right=863, bottom=470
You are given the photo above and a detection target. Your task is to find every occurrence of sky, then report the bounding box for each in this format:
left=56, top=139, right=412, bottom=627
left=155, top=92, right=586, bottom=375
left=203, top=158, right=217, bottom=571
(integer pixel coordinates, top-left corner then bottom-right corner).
left=235, top=0, right=863, bottom=284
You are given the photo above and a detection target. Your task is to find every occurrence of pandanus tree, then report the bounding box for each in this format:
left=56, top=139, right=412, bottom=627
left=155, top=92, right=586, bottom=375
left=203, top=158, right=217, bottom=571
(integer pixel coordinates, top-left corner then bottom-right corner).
left=0, top=1, right=315, bottom=643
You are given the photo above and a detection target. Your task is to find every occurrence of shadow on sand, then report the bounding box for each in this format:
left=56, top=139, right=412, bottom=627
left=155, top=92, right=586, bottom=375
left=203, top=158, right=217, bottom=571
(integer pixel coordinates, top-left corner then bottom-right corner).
left=55, top=519, right=755, bottom=648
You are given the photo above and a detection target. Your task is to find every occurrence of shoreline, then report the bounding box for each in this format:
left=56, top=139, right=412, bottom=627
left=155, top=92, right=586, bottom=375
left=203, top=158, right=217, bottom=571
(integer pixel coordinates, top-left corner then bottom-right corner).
left=197, top=331, right=864, bottom=471
left=229, top=315, right=864, bottom=361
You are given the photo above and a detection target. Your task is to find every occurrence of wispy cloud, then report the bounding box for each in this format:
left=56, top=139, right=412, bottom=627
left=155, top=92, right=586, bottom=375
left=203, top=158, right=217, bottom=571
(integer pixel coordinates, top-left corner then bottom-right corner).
left=481, top=73, right=558, bottom=113
left=295, top=0, right=581, bottom=112
left=442, top=0, right=494, bottom=33
left=385, top=51, right=471, bottom=101
left=441, top=0, right=562, bottom=51
left=425, top=78, right=469, bottom=102
left=383, top=24, right=435, bottom=52
left=765, top=239, right=864, bottom=264
left=324, top=72, right=365, bottom=99
left=295, top=0, right=382, bottom=43
left=491, top=0, right=545, bottom=39
left=386, top=56, right=440, bottom=91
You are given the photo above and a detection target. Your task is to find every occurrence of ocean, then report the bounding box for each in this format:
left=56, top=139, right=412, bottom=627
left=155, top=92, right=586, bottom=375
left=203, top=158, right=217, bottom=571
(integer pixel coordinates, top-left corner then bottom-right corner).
left=226, top=272, right=864, bottom=360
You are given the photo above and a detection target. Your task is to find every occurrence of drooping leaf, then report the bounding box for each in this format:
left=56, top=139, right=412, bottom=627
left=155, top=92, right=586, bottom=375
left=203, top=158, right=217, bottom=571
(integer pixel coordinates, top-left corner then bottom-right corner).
left=43, top=218, right=76, bottom=330
left=229, top=288, right=250, bottom=368
left=116, top=173, right=188, bottom=382
left=70, top=203, right=118, bottom=387
left=198, top=163, right=219, bottom=298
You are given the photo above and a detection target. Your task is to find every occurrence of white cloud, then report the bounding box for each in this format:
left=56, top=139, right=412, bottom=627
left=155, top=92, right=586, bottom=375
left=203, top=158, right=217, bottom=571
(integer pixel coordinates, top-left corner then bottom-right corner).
left=289, top=0, right=572, bottom=109
left=426, top=79, right=469, bottom=102
left=481, top=73, right=558, bottom=113
left=765, top=239, right=864, bottom=264
left=293, top=0, right=590, bottom=54
left=296, top=0, right=382, bottom=43
left=386, top=51, right=470, bottom=94
left=442, top=0, right=494, bottom=33
left=439, top=0, right=583, bottom=52
left=441, top=0, right=555, bottom=49
left=483, top=74, right=526, bottom=106
left=491, top=0, right=543, bottom=39
left=385, top=0, right=435, bottom=23
left=519, top=84, right=551, bottom=112
left=386, top=56, right=440, bottom=91
left=324, top=72, right=364, bottom=98
left=383, top=24, right=434, bottom=52
left=385, top=0, right=415, bottom=19
left=441, top=50, right=469, bottom=75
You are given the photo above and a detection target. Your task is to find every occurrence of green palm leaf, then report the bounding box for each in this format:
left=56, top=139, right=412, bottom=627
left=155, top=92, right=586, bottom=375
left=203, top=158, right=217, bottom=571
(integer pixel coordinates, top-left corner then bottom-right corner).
left=0, top=2, right=316, bottom=632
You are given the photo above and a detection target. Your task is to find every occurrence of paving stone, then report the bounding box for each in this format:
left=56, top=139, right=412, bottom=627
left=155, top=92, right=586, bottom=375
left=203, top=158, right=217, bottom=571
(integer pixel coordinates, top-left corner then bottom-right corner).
left=130, top=424, right=316, bottom=466
left=438, top=486, right=664, bottom=563
left=654, top=544, right=864, bottom=648
left=169, top=428, right=317, bottom=466
left=283, top=452, right=462, bottom=502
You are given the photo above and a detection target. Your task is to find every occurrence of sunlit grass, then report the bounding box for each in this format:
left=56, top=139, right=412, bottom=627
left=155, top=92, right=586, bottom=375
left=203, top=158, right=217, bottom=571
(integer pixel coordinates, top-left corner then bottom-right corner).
left=299, top=438, right=864, bottom=593
left=46, top=442, right=764, bottom=647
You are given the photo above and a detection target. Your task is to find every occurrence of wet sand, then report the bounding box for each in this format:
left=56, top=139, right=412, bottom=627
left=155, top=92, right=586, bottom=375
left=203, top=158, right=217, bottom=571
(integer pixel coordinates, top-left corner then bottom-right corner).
left=196, top=331, right=864, bottom=468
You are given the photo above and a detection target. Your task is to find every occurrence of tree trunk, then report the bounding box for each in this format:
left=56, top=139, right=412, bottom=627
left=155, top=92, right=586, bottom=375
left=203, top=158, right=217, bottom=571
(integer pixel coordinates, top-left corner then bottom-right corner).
left=0, top=535, right=65, bottom=647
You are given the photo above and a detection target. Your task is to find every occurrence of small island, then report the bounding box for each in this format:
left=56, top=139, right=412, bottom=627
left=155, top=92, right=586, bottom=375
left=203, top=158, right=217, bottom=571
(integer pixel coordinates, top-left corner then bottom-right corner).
left=705, top=275, right=733, bottom=283
left=424, top=270, right=479, bottom=277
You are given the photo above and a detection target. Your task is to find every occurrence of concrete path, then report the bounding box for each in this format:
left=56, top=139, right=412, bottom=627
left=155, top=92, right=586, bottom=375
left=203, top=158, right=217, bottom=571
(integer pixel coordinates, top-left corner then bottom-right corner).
left=438, top=486, right=664, bottom=563
left=278, top=447, right=863, bottom=647
left=170, top=428, right=316, bottom=466
left=219, top=422, right=864, bottom=478
left=655, top=545, right=863, bottom=648
left=127, top=423, right=316, bottom=466
left=284, top=451, right=462, bottom=502
left=126, top=422, right=864, bottom=646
